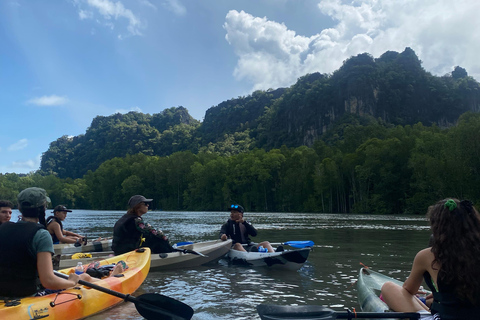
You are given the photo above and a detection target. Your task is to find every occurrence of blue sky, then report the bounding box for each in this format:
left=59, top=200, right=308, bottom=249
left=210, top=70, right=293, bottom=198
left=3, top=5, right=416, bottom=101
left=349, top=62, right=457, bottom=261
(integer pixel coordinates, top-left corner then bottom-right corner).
left=1, top=0, right=479, bottom=175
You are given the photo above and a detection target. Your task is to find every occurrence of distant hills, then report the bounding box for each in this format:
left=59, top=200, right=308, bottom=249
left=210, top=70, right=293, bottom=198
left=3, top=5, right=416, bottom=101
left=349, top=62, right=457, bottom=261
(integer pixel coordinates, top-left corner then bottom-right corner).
left=40, top=47, right=480, bottom=179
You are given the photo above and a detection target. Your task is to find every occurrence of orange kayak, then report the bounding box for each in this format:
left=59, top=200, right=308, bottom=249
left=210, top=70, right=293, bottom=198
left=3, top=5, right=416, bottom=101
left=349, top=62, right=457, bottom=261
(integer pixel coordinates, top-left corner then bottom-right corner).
left=0, top=248, right=151, bottom=320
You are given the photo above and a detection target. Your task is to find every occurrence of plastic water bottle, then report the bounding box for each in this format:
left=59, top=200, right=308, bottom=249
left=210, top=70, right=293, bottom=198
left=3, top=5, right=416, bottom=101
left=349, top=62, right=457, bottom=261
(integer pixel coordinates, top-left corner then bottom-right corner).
left=417, top=286, right=427, bottom=304
left=258, top=246, right=267, bottom=253
left=75, top=262, right=84, bottom=275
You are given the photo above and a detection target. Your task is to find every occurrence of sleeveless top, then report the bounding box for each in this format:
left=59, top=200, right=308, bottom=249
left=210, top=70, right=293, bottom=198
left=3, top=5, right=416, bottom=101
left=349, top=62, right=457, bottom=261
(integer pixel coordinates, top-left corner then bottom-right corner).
left=46, top=215, right=63, bottom=244
left=0, top=221, right=45, bottom=297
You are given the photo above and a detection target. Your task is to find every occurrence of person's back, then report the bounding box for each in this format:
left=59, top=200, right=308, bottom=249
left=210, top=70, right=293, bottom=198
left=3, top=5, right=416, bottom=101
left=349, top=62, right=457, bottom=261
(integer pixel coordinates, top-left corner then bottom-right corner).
left=0, top=220, right=46, bottom=297
left=0, top=187, right=84, bottom=298
left=112, top=213, right=142, bottom=255
left=381, top=198, right=480, bottom=320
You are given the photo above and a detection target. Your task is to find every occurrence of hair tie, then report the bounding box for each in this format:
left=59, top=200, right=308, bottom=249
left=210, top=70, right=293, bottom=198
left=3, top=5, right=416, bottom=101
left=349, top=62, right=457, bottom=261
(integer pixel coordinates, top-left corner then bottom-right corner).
left=444, top=199, right=457, bottom=211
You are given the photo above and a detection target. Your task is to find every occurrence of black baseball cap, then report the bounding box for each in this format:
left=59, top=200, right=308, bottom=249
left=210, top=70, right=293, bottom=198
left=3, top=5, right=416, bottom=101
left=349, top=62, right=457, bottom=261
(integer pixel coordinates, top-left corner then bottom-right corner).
left=53, top=205, right=72, bottom=213
left=128, top=195, right=153, bottom=208
left=229, top=204, right=244, bottom=213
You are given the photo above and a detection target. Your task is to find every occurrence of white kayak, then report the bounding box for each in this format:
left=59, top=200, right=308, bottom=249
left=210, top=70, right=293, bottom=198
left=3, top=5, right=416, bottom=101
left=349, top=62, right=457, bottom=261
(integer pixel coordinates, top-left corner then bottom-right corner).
left=226, top=246, right=311, bottom=271
left=53, top=237, right=112, bottom=255
left=56, top=239, right=232, bottom=271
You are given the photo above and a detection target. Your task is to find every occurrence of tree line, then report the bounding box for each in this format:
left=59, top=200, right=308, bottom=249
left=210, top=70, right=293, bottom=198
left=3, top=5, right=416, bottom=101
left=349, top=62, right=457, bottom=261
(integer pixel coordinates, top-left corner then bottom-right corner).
left=3, top=112, right=480, bottom=215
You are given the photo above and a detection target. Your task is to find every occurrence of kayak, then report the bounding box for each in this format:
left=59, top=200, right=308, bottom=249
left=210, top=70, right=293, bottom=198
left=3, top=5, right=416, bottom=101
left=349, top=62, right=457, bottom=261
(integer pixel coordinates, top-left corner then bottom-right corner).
left=54, top=238, right=112, bottom=255
left=56, top=239, right=232, bottom=271
left=0, top=248, right=151, bottom=320
left=225, top=247, right=311, bottom=271
left=357, top=267, right=431, bottom=317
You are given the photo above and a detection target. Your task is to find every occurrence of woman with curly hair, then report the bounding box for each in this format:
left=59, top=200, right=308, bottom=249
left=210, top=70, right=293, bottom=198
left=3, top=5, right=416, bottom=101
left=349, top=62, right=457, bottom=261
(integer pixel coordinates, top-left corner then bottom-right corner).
left=381, top=198, right=480, bottom=319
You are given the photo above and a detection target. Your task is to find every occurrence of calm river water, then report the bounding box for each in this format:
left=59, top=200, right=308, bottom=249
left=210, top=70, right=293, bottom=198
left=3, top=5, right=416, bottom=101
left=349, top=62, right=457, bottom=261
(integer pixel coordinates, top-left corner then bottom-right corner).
left=11, top=210, right=431, bottom=319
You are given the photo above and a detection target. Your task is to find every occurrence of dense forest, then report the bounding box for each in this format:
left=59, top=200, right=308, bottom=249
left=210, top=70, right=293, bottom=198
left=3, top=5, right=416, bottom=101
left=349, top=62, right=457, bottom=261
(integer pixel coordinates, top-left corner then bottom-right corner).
left=2, top=48, right=480, bottom=214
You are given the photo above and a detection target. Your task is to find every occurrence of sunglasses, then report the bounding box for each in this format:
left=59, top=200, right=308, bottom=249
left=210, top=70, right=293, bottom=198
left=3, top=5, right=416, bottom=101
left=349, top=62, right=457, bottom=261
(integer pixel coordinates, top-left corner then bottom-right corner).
left=230, top=205, right=239, bottom=209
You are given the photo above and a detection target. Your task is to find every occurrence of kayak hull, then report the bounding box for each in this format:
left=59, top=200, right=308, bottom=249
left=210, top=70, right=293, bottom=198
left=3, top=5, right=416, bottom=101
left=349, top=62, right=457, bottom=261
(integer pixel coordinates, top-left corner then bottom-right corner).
left=54, top=238, right=113, bottom=255
left=57, top=240, right=232, bottom=271
left=0, top=248, right=151, bottom=320
left=226, top=247, right=311, bottom=271
left=357, top=267, right=430, bottom=320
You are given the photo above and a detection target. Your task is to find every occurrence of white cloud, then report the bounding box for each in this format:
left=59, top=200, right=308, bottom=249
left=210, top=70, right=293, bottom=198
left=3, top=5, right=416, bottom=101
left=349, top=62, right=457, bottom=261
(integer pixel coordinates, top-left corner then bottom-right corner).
left=27, top=95, right=69, bottom=106
left=114, top=106, right=142, bottom=114
left=8, top=139, right=28, bottom=151
left=162, top=0, right=186, bottom=16
left=73, top=0, right=142, bottom=37
left=224, top=0, right=480, bottom=92
left=9, top=155, right=41, bottom=172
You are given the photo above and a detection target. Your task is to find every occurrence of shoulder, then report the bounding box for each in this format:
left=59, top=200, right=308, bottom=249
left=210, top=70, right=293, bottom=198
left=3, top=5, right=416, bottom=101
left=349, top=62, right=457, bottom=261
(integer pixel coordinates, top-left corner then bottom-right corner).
left=32, top=229, right=54, bottom=254
left=413, top=248, right=434, bottom=268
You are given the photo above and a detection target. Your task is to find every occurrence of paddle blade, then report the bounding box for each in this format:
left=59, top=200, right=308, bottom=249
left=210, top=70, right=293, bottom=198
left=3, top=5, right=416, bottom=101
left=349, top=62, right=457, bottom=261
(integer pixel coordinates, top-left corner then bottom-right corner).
left=134, top=293, right=194, bottom=320
left=284, top=240, right=314, bottom=248
left=257, top=304, right=336, bottom=320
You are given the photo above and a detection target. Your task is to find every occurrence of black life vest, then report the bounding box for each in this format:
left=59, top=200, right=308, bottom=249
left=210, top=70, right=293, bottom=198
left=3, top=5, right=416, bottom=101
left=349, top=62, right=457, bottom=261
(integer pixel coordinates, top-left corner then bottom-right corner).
left=0, top=221, right=45, bottom=297
left=424, top=272, right=480, bottom=320
left=112, top=214, right=142, bottom=255
left=46, top=215, right=63, bottom=243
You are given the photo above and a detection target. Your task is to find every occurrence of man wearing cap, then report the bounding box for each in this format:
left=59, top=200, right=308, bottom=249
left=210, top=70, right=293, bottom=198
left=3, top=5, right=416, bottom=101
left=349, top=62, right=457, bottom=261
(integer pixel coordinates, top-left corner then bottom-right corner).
left=0, top=187, right=85, bottom=297
left=220, top=204, right=275, bottom=252
left=112, top=195, right=174, bottom=255
left=0, top=200, right=13, bottom=225
left=46, top=205, right=85, bottom=245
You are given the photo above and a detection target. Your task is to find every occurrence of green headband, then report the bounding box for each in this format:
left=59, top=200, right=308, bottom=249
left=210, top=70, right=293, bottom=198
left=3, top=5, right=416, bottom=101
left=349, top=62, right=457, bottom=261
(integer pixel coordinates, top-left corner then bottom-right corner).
left=444, top=199, right=457, bottom=211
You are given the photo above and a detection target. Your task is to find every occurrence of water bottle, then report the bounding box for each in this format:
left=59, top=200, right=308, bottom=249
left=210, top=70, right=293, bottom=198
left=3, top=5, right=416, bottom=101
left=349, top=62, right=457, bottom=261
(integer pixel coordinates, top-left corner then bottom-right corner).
left=258, top=246, right=267, bottom=253
left=75, top=262, right=84, bottom=275
left=417, top=286, right=426, bottom=304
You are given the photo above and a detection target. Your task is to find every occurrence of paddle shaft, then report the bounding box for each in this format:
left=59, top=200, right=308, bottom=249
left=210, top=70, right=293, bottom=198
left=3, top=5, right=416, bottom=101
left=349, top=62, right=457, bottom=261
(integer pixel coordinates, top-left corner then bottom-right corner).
left=337, top=311, right=420, bottom=319
left=54, top=270, right=136, bottom=302
left=173, top=248, right=208, bottom=257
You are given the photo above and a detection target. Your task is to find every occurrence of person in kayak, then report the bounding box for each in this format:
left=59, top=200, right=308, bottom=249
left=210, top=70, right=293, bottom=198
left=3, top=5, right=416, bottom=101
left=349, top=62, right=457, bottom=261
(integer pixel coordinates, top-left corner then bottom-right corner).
left=0, top=188, right=94, bottom=298
left=0, top=200, right=13, bottom=225
left=46, top=205, right=86, bottom=245
left=112, top=195, right=174, bottom=255
left=381, top=198, right=480, bottom=320
left=219, top=204, right=275, bottom=252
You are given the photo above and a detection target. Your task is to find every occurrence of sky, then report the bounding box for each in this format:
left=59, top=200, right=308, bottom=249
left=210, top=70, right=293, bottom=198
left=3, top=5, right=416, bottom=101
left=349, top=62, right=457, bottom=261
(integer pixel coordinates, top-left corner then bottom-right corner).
left=1, top=0, right=479, bottom=175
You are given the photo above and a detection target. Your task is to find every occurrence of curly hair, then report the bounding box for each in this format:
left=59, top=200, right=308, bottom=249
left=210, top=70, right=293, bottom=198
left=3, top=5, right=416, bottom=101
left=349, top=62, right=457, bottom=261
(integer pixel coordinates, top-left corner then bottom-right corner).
left=428, top=198, right=480, bottom=304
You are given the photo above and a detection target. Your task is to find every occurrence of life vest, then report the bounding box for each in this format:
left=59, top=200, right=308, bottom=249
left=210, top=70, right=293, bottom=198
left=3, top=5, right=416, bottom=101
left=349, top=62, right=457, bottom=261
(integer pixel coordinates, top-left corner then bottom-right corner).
left=0, top=221, right=45, bottom=297
left=46, top=215, right=63, bottom=244
left=111, top=214, right=142, bottom=255
left=424, top=272, right=480, bottom=320
left=219, top=219, right=257, bottom=244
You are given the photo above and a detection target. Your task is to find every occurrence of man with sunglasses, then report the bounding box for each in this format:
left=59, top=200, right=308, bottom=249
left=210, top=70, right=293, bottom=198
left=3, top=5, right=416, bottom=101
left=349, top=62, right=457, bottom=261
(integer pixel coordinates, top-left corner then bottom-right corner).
left=112, top=194, right=174, bottom=255
left=220, top=204, right=274, bottom=252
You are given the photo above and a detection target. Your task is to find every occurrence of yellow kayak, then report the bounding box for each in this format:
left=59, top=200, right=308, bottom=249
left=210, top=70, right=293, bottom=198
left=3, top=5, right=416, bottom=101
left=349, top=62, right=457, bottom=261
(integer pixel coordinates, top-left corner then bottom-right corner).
left=0, top=248, right=151, bottom=320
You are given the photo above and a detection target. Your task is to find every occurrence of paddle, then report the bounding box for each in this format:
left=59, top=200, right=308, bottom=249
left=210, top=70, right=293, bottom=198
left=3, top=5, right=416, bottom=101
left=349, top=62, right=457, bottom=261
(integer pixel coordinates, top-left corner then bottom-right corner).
left=173, top=248, right=208, bottom=257
left=269, top=240, right=315, bottom=248
left=257, top=304, right=420, bottom=320
left=54, top=271, right=194, bottom=320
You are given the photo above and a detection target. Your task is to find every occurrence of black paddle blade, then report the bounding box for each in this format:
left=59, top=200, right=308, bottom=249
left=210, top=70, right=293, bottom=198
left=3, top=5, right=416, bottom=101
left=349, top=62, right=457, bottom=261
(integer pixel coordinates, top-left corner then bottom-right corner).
left=257, top=304, right=337, bottom=320
left=134, top=293, right=194, bottom=320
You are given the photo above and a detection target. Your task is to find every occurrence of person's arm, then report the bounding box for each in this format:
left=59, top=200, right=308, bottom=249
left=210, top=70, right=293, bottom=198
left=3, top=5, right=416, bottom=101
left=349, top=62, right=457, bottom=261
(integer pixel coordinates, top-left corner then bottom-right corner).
left=243, top=221, right=258, bottom=237
left=64, top=229, right=83, bottom=238
left=402, top=248, right=431, bottom=295
left=134, top=217, right=168, bottom=240
left=37, top=251, right=79, bottom=289
left=220, top=222, right=229, bottom=240
left=48, top=222, right=78, bottom=244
